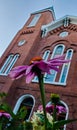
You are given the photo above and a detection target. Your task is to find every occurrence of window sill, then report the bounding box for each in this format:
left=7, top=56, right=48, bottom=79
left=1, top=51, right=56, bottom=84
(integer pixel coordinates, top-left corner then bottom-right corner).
left=32, top=79, right=66, bottom=86
left=0, top=73, right=8, bottom=76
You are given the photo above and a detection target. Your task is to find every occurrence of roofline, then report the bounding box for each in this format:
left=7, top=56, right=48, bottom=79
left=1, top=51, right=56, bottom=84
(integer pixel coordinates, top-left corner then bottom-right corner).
left=41, top=15, right=77, bottom=34
left=31, top=6, right=56, bottom=20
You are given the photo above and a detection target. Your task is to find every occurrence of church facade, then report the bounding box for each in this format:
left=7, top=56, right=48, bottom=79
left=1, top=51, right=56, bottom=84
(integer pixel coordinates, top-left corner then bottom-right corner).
left=0, top=7, right=77, bottom=129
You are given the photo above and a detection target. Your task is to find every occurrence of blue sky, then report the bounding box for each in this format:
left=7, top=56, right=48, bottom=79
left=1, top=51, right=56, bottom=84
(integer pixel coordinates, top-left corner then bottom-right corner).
left=0, top=0, right=77, bottom=56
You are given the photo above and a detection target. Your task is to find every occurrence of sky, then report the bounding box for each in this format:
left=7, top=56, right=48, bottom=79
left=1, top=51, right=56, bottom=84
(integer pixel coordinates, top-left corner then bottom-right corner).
left=0, top=0, right=77, bottom=57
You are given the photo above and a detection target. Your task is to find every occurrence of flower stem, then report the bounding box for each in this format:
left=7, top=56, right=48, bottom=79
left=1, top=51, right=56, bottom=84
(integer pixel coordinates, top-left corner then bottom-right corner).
left=38, top=74, right=47, bottom=130
left=53, top=104, right=57, bottom=122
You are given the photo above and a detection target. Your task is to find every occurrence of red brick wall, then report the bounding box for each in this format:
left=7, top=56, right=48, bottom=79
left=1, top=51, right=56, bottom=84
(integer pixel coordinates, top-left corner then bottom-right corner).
left=0, top=9, right=77, bottom=130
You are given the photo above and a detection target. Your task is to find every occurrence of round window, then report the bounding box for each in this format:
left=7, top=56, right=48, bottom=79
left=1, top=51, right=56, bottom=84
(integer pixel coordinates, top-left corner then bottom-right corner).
left=18, top=39, right=26, bottom=46
left=59, top=31, right=68, bottom=37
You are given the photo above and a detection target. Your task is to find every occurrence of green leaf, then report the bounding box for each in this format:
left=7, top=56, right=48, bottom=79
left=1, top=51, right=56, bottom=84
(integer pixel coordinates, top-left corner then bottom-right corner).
left=0, top=103, right=14, bottom=117
left=16, top=106, right=27, bottom=119
left=0, top=123, right=2, bottom=130
left=0, top=92, right=7, bottom=98
left=47, top=120, right=53, bottom=130
left=53, top=119, right=77, bottom=129
left=24, top=121, right=33, bottom=130
left=36, top=113, right=45, bottom=124
left=36, top=113, right=53, bottom=130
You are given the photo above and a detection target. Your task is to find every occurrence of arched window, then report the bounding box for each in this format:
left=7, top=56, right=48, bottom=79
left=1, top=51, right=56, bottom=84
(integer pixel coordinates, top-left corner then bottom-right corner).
left=0, top=54, right=19, bottom=76
left=5, top=54, right=19, bottom=75
left=45, top=44, right=65, bottom=83
left=59, top=49, right=73, bottom=84
left=0, top=54, right=13, bottom=74
left=32, top=50, right=50, bottom=82
left=46, top=100, right=69, bottom=130
left=43, top=50, right=50, bottom=60
left=13, top=94, right=35, bottom=121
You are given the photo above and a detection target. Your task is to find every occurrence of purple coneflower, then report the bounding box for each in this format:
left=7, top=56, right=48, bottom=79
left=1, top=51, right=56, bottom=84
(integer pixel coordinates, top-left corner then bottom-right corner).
left=9, top=55, right=70, bottom=83
left=56, top=105, right=66, bottom=114
left=0, top=110, right=10, bottom=119
left=46, top=104, right=66, bottom=114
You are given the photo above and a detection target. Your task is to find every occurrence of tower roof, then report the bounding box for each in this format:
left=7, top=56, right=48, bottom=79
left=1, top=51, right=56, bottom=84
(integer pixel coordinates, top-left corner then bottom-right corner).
left=31, top=6, right=56, bottom=20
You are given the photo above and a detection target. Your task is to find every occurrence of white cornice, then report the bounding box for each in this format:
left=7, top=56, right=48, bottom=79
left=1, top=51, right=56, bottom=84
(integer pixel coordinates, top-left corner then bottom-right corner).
left=41, top=15, right=77, bottom=36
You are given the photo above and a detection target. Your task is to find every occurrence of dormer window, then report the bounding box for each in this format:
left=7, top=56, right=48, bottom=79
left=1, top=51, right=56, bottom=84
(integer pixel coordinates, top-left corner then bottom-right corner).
left=28, top=14, right=41, bottom=27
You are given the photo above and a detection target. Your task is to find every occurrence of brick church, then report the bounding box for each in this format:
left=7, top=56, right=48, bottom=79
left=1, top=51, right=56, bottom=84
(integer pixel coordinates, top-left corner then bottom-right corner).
left=0, top=7, right=77, bottom=129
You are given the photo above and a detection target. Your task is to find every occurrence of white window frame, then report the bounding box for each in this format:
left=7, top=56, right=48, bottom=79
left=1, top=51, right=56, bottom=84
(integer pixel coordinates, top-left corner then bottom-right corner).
left=44, top=44, right=65, bottom=84
left=0, top=54, right=13, bottom=75
left=43, top=50, right=50, bottom=60
left=0, top=54, right=19, bottom=76
left=13, top=94, right=35, bottom=121
left=59, top=49, right=73, bottom=84
left=28, top=14, right=41, bottom=27
left=5, top=54, right=19, bottom=75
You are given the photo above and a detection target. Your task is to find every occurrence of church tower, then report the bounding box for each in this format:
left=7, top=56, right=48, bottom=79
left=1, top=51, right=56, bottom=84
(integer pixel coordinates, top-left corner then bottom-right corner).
left=0, top=7, right=54, bottom=93
left=0, top=7, right=77, bottom=129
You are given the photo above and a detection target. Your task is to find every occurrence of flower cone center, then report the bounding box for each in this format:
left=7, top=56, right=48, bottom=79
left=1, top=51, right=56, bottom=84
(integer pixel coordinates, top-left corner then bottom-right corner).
left=30, top=56, right=42, bottom=64
left=0, top=110, right=5, bottom=112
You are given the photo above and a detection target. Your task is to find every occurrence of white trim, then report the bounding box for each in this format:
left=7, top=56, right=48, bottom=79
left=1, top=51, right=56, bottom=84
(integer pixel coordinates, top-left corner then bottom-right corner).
left=28, top=14, right=41, bottom=27
left=43, top=50, right=50, bottom=60
left=45, top=44, right=65, bottom=83
left=41, top=15, right=77, bottom=35
left=18, top=39, right=26, bottom=46
left=60, top=101, right=69, bottom=130
left=32, top=78, right=66, bottom=86
left=0, top=54, right=19, bottom=75
left=50, top=44, right=65, bottom=82
left=31, top=7, right=56, bottom=20
left=13, top=94, right=35, bottom=121
left=59, top=31, right=68, bottom=38
left=0, top=54, right=13, bottom=74
left=5, top=54, right=19, bottom=75
left=59, top=49, right=73, bottom=84
left=0, top=73, right=7, bottom=76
